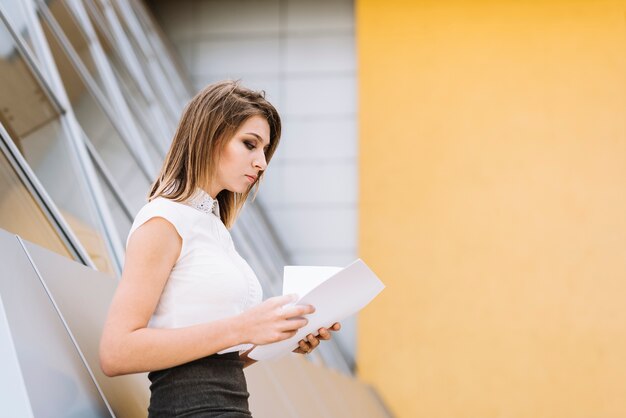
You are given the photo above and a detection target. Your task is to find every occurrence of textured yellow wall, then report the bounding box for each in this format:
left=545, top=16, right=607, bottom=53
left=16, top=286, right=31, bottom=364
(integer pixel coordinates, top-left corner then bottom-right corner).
left=357, top=1, right=626, bottom=417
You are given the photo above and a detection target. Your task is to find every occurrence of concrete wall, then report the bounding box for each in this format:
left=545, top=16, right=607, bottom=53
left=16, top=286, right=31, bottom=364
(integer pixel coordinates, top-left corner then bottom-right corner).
left=357, top=1, right=626, bottom=417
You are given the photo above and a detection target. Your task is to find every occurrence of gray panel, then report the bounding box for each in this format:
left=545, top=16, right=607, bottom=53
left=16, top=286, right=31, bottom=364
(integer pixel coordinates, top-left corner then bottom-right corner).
left=22, top=236, right=151, bottom=417
left=0, top=293, right=34, bottom=418
left=0, top=228, right=111, bottom=417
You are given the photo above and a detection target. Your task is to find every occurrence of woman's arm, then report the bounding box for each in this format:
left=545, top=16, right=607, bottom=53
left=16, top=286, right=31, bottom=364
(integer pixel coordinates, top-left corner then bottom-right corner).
left=99, top=218, right=313, bottom=377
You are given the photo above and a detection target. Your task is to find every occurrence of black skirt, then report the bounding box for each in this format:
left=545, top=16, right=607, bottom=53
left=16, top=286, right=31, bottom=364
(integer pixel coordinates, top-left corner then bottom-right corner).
left=147, top=352, right=252, bottom=417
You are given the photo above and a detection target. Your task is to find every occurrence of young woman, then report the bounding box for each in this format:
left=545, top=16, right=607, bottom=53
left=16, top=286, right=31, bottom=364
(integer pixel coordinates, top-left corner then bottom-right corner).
left=99, top=80, right=341, bottom=417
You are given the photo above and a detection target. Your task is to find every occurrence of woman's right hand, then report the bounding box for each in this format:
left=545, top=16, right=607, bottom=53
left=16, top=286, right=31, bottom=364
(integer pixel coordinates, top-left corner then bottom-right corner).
left=238, top=294, right=314, bottom=346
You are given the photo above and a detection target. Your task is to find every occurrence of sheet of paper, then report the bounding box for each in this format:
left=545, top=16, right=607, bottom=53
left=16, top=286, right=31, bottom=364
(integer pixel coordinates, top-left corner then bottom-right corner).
left=248, top=259, right=384, bottom=361
left=282, top=266, right=342, bottom=299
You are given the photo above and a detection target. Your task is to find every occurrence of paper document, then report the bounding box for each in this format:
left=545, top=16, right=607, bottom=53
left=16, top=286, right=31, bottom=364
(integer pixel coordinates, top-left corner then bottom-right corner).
left=248, top=259, right=385, bottom=361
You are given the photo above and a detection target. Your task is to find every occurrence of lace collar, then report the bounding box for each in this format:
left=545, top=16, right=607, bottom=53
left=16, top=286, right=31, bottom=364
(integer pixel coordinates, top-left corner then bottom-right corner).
left=187, top=188, right=220, bottom=218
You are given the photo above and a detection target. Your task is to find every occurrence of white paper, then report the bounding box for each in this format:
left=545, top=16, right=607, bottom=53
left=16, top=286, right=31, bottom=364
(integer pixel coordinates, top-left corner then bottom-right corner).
left=248, top=259, right=385, bottom=361
left=282, top=266, right=342, bottom=298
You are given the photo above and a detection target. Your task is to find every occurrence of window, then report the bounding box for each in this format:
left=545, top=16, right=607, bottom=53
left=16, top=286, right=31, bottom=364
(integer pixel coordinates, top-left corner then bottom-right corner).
left=38, top=4, right=154, bottom=216
left=0, top=16, right=116, bottom=274
left=0, top=141, right=73, bottom=259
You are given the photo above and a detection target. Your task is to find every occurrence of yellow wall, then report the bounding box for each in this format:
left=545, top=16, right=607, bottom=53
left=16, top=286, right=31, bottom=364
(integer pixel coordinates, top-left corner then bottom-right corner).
left=357, top=1, right=626, bottom=417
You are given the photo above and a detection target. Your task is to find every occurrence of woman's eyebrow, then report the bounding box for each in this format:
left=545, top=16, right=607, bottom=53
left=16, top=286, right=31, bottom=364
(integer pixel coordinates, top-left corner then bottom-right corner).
left=245, top=132, right=270, bottom=149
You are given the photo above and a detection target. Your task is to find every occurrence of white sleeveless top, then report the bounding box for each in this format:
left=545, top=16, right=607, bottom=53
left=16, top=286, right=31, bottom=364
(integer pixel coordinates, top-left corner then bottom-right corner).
left=127, top=189, right=263, bottom=354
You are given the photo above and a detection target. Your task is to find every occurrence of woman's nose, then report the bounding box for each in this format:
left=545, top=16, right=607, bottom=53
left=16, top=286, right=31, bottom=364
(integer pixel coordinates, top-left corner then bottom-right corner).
left=254, top=154, right=267, bottom=170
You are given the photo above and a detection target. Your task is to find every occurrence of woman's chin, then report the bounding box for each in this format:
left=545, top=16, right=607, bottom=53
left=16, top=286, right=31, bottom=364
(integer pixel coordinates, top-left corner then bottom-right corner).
left=225, top=185, right=252, bottom=194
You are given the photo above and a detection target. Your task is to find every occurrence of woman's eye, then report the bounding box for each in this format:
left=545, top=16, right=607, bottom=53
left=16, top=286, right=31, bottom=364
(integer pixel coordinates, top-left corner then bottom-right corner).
left=244, top=141, right=255, bottom=150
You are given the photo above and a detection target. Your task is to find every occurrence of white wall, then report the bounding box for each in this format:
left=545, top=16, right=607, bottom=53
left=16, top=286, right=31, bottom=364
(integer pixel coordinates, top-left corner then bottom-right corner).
left=148, top=0, right=358, bottom=363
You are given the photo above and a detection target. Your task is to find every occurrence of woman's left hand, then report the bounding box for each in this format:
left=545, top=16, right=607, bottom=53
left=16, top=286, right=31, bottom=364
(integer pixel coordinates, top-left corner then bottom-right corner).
left=292, top=322, right=341, bottom=355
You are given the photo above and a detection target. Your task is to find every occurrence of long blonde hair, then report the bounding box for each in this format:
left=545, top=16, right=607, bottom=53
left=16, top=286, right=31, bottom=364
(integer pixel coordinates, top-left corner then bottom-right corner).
left=149, top=80, right=281, bottom=228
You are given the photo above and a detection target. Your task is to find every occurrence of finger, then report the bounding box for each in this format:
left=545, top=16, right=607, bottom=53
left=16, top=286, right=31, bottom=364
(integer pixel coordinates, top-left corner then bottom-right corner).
left=280, top=317, right=308, bottom=331
left=307, top=334, right=320, bottom=348
left=331, top=322, right=341, bottom=331
left=283, top=330, right=298, bottom=339
left=318, top=328, right=331, bottom=340
left=299, top=339, right=311, bottom=351
left=281, top=304, right=315, bottom=319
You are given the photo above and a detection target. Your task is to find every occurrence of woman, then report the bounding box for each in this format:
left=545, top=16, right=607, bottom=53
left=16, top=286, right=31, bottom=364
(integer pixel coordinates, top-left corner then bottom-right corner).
left=99, top=80, right=341, bottom=417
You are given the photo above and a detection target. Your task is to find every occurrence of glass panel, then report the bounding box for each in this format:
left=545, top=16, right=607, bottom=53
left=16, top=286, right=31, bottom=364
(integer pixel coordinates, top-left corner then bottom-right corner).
left=119, top=0, right=189, bottom=106
left=130, top=0, right=191, bottom=99
left=45, top=0, right=106, bottom=92
left=0, top=0, right=37, bottom=58
left=0, top=17, right=116, bottom=274
left=106, top=42, right=172, bottom=153
left=105, top=0, right=180, bottom=121
left=18, top=121, right=118, bottom=275
left=0, top=25, right=58, bottom=143
left=84, top=0, right=149, bottom=100
left=85, top=133, right=134, bottom=241
left=0, top=147, right=72, bottom=259
left=46, top=0, right=166, bottom=164
left=97, top=168, right=133, bottom=243
left=84, top=0, right=176, bottom=144
left=120, top=75, right=169, bottom=158
left=38, top=9, right=151, bottom=215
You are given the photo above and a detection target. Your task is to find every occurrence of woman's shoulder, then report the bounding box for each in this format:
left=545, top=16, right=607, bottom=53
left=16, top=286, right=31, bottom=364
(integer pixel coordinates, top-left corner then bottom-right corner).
left=128, top=198, right=196, bottom=245
left=141, top=196, right=191, bottom=213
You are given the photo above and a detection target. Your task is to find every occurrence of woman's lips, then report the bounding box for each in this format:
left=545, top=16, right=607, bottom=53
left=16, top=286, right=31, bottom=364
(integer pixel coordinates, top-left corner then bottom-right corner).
left=245, top=175, right=257, bottom=183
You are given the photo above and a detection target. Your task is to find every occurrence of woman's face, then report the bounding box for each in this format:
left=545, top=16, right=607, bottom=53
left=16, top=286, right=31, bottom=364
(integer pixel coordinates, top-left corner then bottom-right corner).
left=211, top=115, right=270, bottom=196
